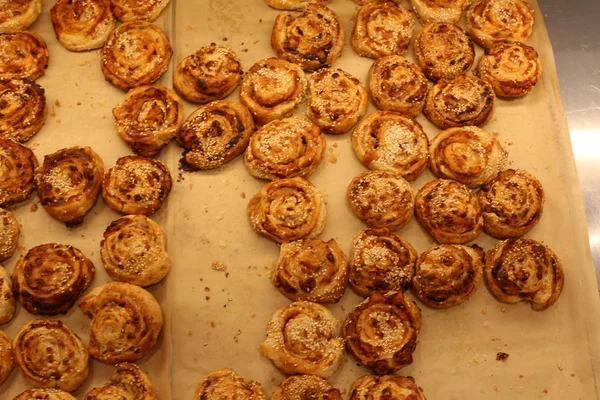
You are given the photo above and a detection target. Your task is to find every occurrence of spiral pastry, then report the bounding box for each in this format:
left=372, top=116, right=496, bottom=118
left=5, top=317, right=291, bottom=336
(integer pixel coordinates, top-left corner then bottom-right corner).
left=478, top=40, right=542, bottom=97
left=239, top=58, right=307, bottom=126
left=0, top=32, right=48, bottom=80
left=484, top=238, right=564, bottom=311
left=262, top=301, right=345, bottom=377
left=466, top=0, right=534, bottom=49
left=349, top=229, right=417, bottom=297
left=0, top=0, right=41, bottom=33
left=341, top=291, right=422, bottom=374
left=102, top=156, right=172, bottom=216
left=0, top=209, right=18, bottom=263
left=409, top=0, right=470, bottom=24
left=101, top=21, right=172, bottom=90
left=193, top=369, right=266, bottom=400
left=478, top=169, right=544, bottom=239
left=79, top=282, right=163, bottom=364
left=50, top=0, right=116, bottom=51
left=178, top=100, right=255, bottom=170
left=307, top=68, right=369, bottom=135
left=101, top=215, right=170, bottom=287
left=248, top=177, right=326, bottom=243
left=34, top=146, right=104, bottom=226
left=174, top=44, right=243, bottom=104
left=429, top=126, right=507, bottom=188
left=14, top=389, right=78, bottom=400
left=353, top=0, right=400, bottom=4
left=0, top=330, right=14, bottom=386
left=13, top=319, right=89, bottom=392
left=0, top=266, right=15, bottom=325
left=368, top=56, right=428, bottom=116
left=272, top=375, right=341, bottom=400
left=85, top=362, right=156, bottom=400
left=350, top=375, right=427, bottom=400
left=271, top=5, right=345, bottom=72
left=0, top=139, right=37, bottom=207
left=111, top=0, right=170, bottom=22
left=0, top=79, right=47, bottom=143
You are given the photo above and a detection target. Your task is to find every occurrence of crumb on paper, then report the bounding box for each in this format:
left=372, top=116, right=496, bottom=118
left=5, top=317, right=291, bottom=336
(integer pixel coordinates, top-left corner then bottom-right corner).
left=203, top=343, right=208, bottom=346
left=333, top=143, right=338, bottom=148
left=205, top=296, right=210, bottom=301
left=250, top=313, right=256, bottom=319
left=542, top=388, right=548, bottom=394
left=341, top=305, right=345, bottom=312
left=204, top=206, right=209, bottom=213
left=329, top=154, right=337, bottom=164
left=223, top=37, right=228, bottom=41
left=519, top=374, right=524, bottom=379
left=259, top=19, right=262, bottom=23
left=30, top=202, right=38, bottom=212
left=55, top=99, right=61, bottom=107
left=210, top=321, right=216, bottom=328
left=501, top=307, right=507, bottom=313
left=218, top=240, right=226, bottom=248
left=570, top=373, right=575, bottom=377
left=253, top=40, right=259, bottom=44
left=77, top=101, right=81, bottom=106
left=177, top=172, right=185, bottom=183
left=241, top=48, right=248, bottom=52
left=188, top=330, right=193, bottom=336
left=240, top=192, right=246, bottom=199
left=496, top=352, right=509, bottom=361
left=481, top=309, right=487, bottom=315
left=557, top=365, right=563, bottom=371
left=56, top=119, right=61, bottom=124
left=493, top=385, right=499, bottom=392
left=212, top=261, right=228, bottom=272
left=186, top=24, right=193, bottom=30
left=204, top=287, right=210, bottom=292
left=50, top=107, right=56, bottom=117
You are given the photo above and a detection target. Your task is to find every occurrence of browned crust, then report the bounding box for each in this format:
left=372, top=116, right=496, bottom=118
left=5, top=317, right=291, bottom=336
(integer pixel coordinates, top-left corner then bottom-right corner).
left=0, top=78, right=47, bottom=143
left=0, top=31, right=48, bottom=80
left=193, top=369, right=266, bottom=400
left=0, top=329, right=14, bottom=386
left=0, top=139, right=38, bottom=207
left=85, top=362, right=157, bottom=400
left=350, top=374, right=427, bottom=400
left=272, top=375, right=341, bottom=400
left=111, top=0, right=170, bottom=22
left=50, top=0, right=115, bottom=51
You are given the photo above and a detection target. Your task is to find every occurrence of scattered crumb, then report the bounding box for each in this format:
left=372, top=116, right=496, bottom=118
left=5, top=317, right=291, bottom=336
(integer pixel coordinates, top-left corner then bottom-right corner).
left=542, top=388, right=548, bottom=394
left=241, top=48, right=248, bottom=52
left=177, top=173, right=185, bottom=183
left=77, top=101, right=81, bottom=106
left=212, top=261, right=228, bottom=272
left=186, top=24, right=193, bottom=30
left=203, top=343, right=208, bottom=346
left=519, top=375, right=524, bottom=379
left=233, top=330, right=242, bottom=343
left=50, top=107, right=56, bottom=117
left=496, top=352, right=509, bottom=361
left=30, top=202, right=38, bottom=212
left=218, top=240, right=226, bottom=248
left=188, top=330, right=193, bottom=336
left=210, top=321, right=216, bottom=328
left=329, top=154, right=337, bottom=164
left=259, top=19, right=262, bottom=23
left=55, top=99, right=61, bottom=107
left=570, top=373, right=575, bottom=377
left=493, top=385, right=499, bottom=392
left=189, top=183, right=193, bottom=190
left=204, top=287, right=210, bottom=292
left=223, top=37, right=228, bottom=41
left=56, top=119, right=61, bottom=124
left=341, top=305, right=345, bottom=312
left=253, top=40, right=259, bottom=44
left=250, top=313, right=256, bottom=319
left=205, top=296, right=210, bottom=301
left=501, top=307, right=507, bottom=313
left=333, top=143, right=338, bottom=148
left=557, top=365, right=563, bottom=371
left=240, top=192, right=246, bottom=199
left=481, top=309, right=487, bottom=315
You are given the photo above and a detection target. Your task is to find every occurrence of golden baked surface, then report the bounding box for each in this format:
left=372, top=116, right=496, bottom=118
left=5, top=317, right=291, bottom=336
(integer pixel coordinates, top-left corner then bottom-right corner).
left=193, top=369, right=266, bottom=400
left=0, top=0, right=42, bottom=34
left=467, top=0, right=534, bottom=49
left=85, top=362, right=157, bottom=400
left=0, top=32, right=48, bottom=80
left=0, top=139, right=37, bottom=207
left=272, top=375, right=341, bottom=400
left=0, top=78, right=47, bottom=143
left=350, top=374, right=427, bottom=400
left=50, top=0, right=115, bottom=51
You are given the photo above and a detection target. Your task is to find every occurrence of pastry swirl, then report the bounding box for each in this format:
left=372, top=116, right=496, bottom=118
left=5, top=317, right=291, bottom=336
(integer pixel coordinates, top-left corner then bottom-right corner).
left=272, top=375, right=342, bottom=400
left=353, top=0, right=400, bottom=4
left=484, top=238, right=564, bottom=311
left=0, top=0, right=42, bottom=33
left=0, top=209, right=19, bottom=263
left=350, top=374, right=427, bottom=400
left=111, top=0, right=170, bottom=22
left=0, top=330, right=13, bottom=386
left=0, top=32, right=48, bottom=80
left=262, top=301, right=345, bottom=377
left=409, top=0, right=470, bottom=24
left=0, top=78, right=47, bottom=143
left=0, top=266, right=15, bottom=324
left=271, top=5, right=345, bottom=72
left=266, top=0, right=329, bottom=10
left=0, top=139, right=37, bottom=207
left=342, top=291, right=422, bottom=374
left=85, top=362, right=156, bottom=400
left=193, top=369, right=266, bottom=400
left=13, top=389, right=77, bottom=400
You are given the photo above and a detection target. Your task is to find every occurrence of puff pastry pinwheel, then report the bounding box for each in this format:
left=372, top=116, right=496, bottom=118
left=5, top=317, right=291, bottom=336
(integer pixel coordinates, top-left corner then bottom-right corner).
left=262, top=301, right=345, bottom=377
left=50, top=0, right=116, bottom=51
left=13, top=389, right=77, bottom=400
left=0, top=330, right=13, bottom=386
left=0, top=0, right=41, bottom=33
left=352, top=0, right=400, bottom=4
left=0, top=139, right=37, bottom=207
left=34, top=146, right=104, bottom=226
left=111, top=0, right=170, bottom=22
left=409, top=0, right=470, bottom=24
left=0, top=209, right=19, bottom=263
left=0, top=266, right=15, bottom=324
left=0, top=79, right=47, bottom=143
left=271, top=5, right=345, bottom=72
left=193, top=369, right=266, bottom=400
left=342, top=291, right=422, bottom=374
left=484, top=238, right=564, bottom=311
left=79, top=282, right=163, bottom=364
left=272, top=375, right=341, bottom=400
left=101, top=215, right=170, bottom=287
left=0, top=32, right=48, bottom=80
left=350, top=374, right=427, bottom=400
left=85, top=362, right=156, bottom=400
left=265, top=0, right=329, bottom=10
left=13, top=319, right=89, bottom=392
left=101, top=21, right=172, bottom=90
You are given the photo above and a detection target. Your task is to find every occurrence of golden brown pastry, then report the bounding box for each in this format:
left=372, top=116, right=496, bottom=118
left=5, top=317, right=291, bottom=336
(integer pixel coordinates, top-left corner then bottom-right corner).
left=193, top=369, right=266, bottom=400
left=13, top=389, right=78, bottom=400
left=34, top=146, right=104, bottom=226
left=79, top=282, right=163, bottom=364
left=101, top=215, right=170, bottom=287
left=0, top=32, right=48, bottom=80
left=102, top=155, right=172, bottom=216
left=265, top=0, right=329, bottom=10
left=111, top=0, right=170, bottom=22
left=248, top=177, right=326, bottom=243
left=101, top=21, right=172, bottom=90
left=0, top=0, right=42, bottom=33
left=13, top=319, right=89, bottom=392
left=429, top=126, right=507, bottom=188
left=0, top=330, right=14, bottom=386
left=239, top=58, right=307, bottom=126
left=307, top=68, right=369, bottom=135
left=272, top=375, right=341, bottom=400
left=262, top=301, right=344, bottom=377
left=244, top=117, right=325, bottom=180
left=0, top=79, right=47, bottom=143
left=478, top=169, right=544, bottom=239
left=0, top=266, right=15, bottom=325
left=484, top=238, right=564, bottom=311
left=85, top=362, right=156, bottom=400
left=271, top=5, right=344, bottom=71
left=342, top=291, right=422, bottom=374
left=173, top=44, right=242, bottom=104
left=0, top=139, right=37, bottom=207
left=350, top=374, right=427, bottom=400
left=0, top=209, right=18, bottom=263
left=353, top=0, right=400, bottom=4
left=409, top=0, right=470, bottom=24
left=50, top=0, right=116, bottom=51
left=178, top=100, right=255, bottom=170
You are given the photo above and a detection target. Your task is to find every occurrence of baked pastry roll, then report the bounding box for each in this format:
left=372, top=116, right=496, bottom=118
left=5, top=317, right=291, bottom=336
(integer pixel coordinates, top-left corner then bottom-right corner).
left=101, top=21, right=173, bottom=90
left=34, top=146, right=104, bottom=226
left=0, top=209, right=19, bottom=263
left=0, top=0, right=41, bottom=33
left=101, top=215, right=170, bottom=287
left=415, top=179, right=483, bottom=244
left=350, top=374, right=427, bottom=400
left=307, top=68, right=368, bottom=135
left=50, top=0, right=116, bottom=51
left=0, top=266, right=15, bottom=324
left=409, top=0, right=470, bottom=24
left=111, top=0, right=170, bottom=22
left=0, top=330, right=13, bottom=386
left=79, top=282, right=163, bottom=364
left=271, top=5, right=344, bottom=71
left=239, top=58, right=307, bottom=126
left=102, top=156, right=172, bottom=216
left=244, top=117, right=325, bottom=180
left=262, top=301, right=344, bottom=377
left=266, top=0, right=329, bottom=10
left=342, top=291, right=422, bottom=374
left=0, top=32, right=48, bottom=80
left=352, top=0, right=401, bottom=5
left=248, top=177, right=326, bottom=243
left=13, top=319, right=89, bottom=392
left=478, top=169, right=544, bottom=238
left=351, top=112, right=429, bottom=181
left=0, top=79, right=47, bottom=143
left=13, top=389, right=77, bottom=400
left=0, top=139, right=37, bottom=207
left=272, top=375, right=341, bottom=400
left=429, top=126, right=507, bottom=188
left=193, top=369, right=266, bottom=400
left=85, top=362, right=156, bottom=400
left=484, top=238, right=564, bottom=311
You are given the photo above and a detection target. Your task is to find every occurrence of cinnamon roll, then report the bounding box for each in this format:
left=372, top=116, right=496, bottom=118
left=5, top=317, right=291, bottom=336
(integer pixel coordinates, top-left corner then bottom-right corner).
left=271, top=5, right=345, bottom=71
left=13, top=389, right=77, bottom=400
left=423, top=75, right=495, bottom=129
left=349, top=228, right=417, bottom=297
left=484, top=238, right=564, bottom=311
left=102, top=156, right=172, bottom=216
left=85, top=362, right=156, bottom=400
left=350, top=374, right=427, bottom=400
left=0, top=266, right=15, bottom=324
left=0, top=79, right=47, bottom=143
left=244, top=118, right=325, bottom=180
left=0, top=139, right=37, bottom=207
left=0, top=0, right=42, bottom=33
left=248, top=177, right=326, bottom=243
left=173, top=44, right=243, bottom=104
left=13, top=319, right=89, bottom=392
left=0, top=210, right=18, bottom=265
left=429, top=126, right=507, bottom=188
left=307, top=68, right=369, bottom=135
left=101, top=215, right=170, bottom=287
left=113, top=85, right=184, bottom=157
left=341, top=291, right=422, bottom=374
left=0, top=32, right=48, bottom=80
left=34, top=146, right=104, bottom=226
left=0, top=330, right=13, bottom=386
left=478, top=40, right=542, bottom=97
left=193, top=369, right=266, bottom=400
left=262, top=301, right=345, bottom=377
left=50, top=0, right=116, bottom=51
left=101, top=21, right=172, bottom=90
left=239, top=58, right=307, bottom=126
left=272, top=375, right=341, bottom=400
left=178, top=100, right=254, bottom=170
left=111, top=0, right=170, bottom=23
left=478, top=169, right=544, bottom=239
left=409, top=0, right=470, bottom=24
left=79, top=282, right=163, bottom=364
left=266, top=0, right=329, bottom=10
